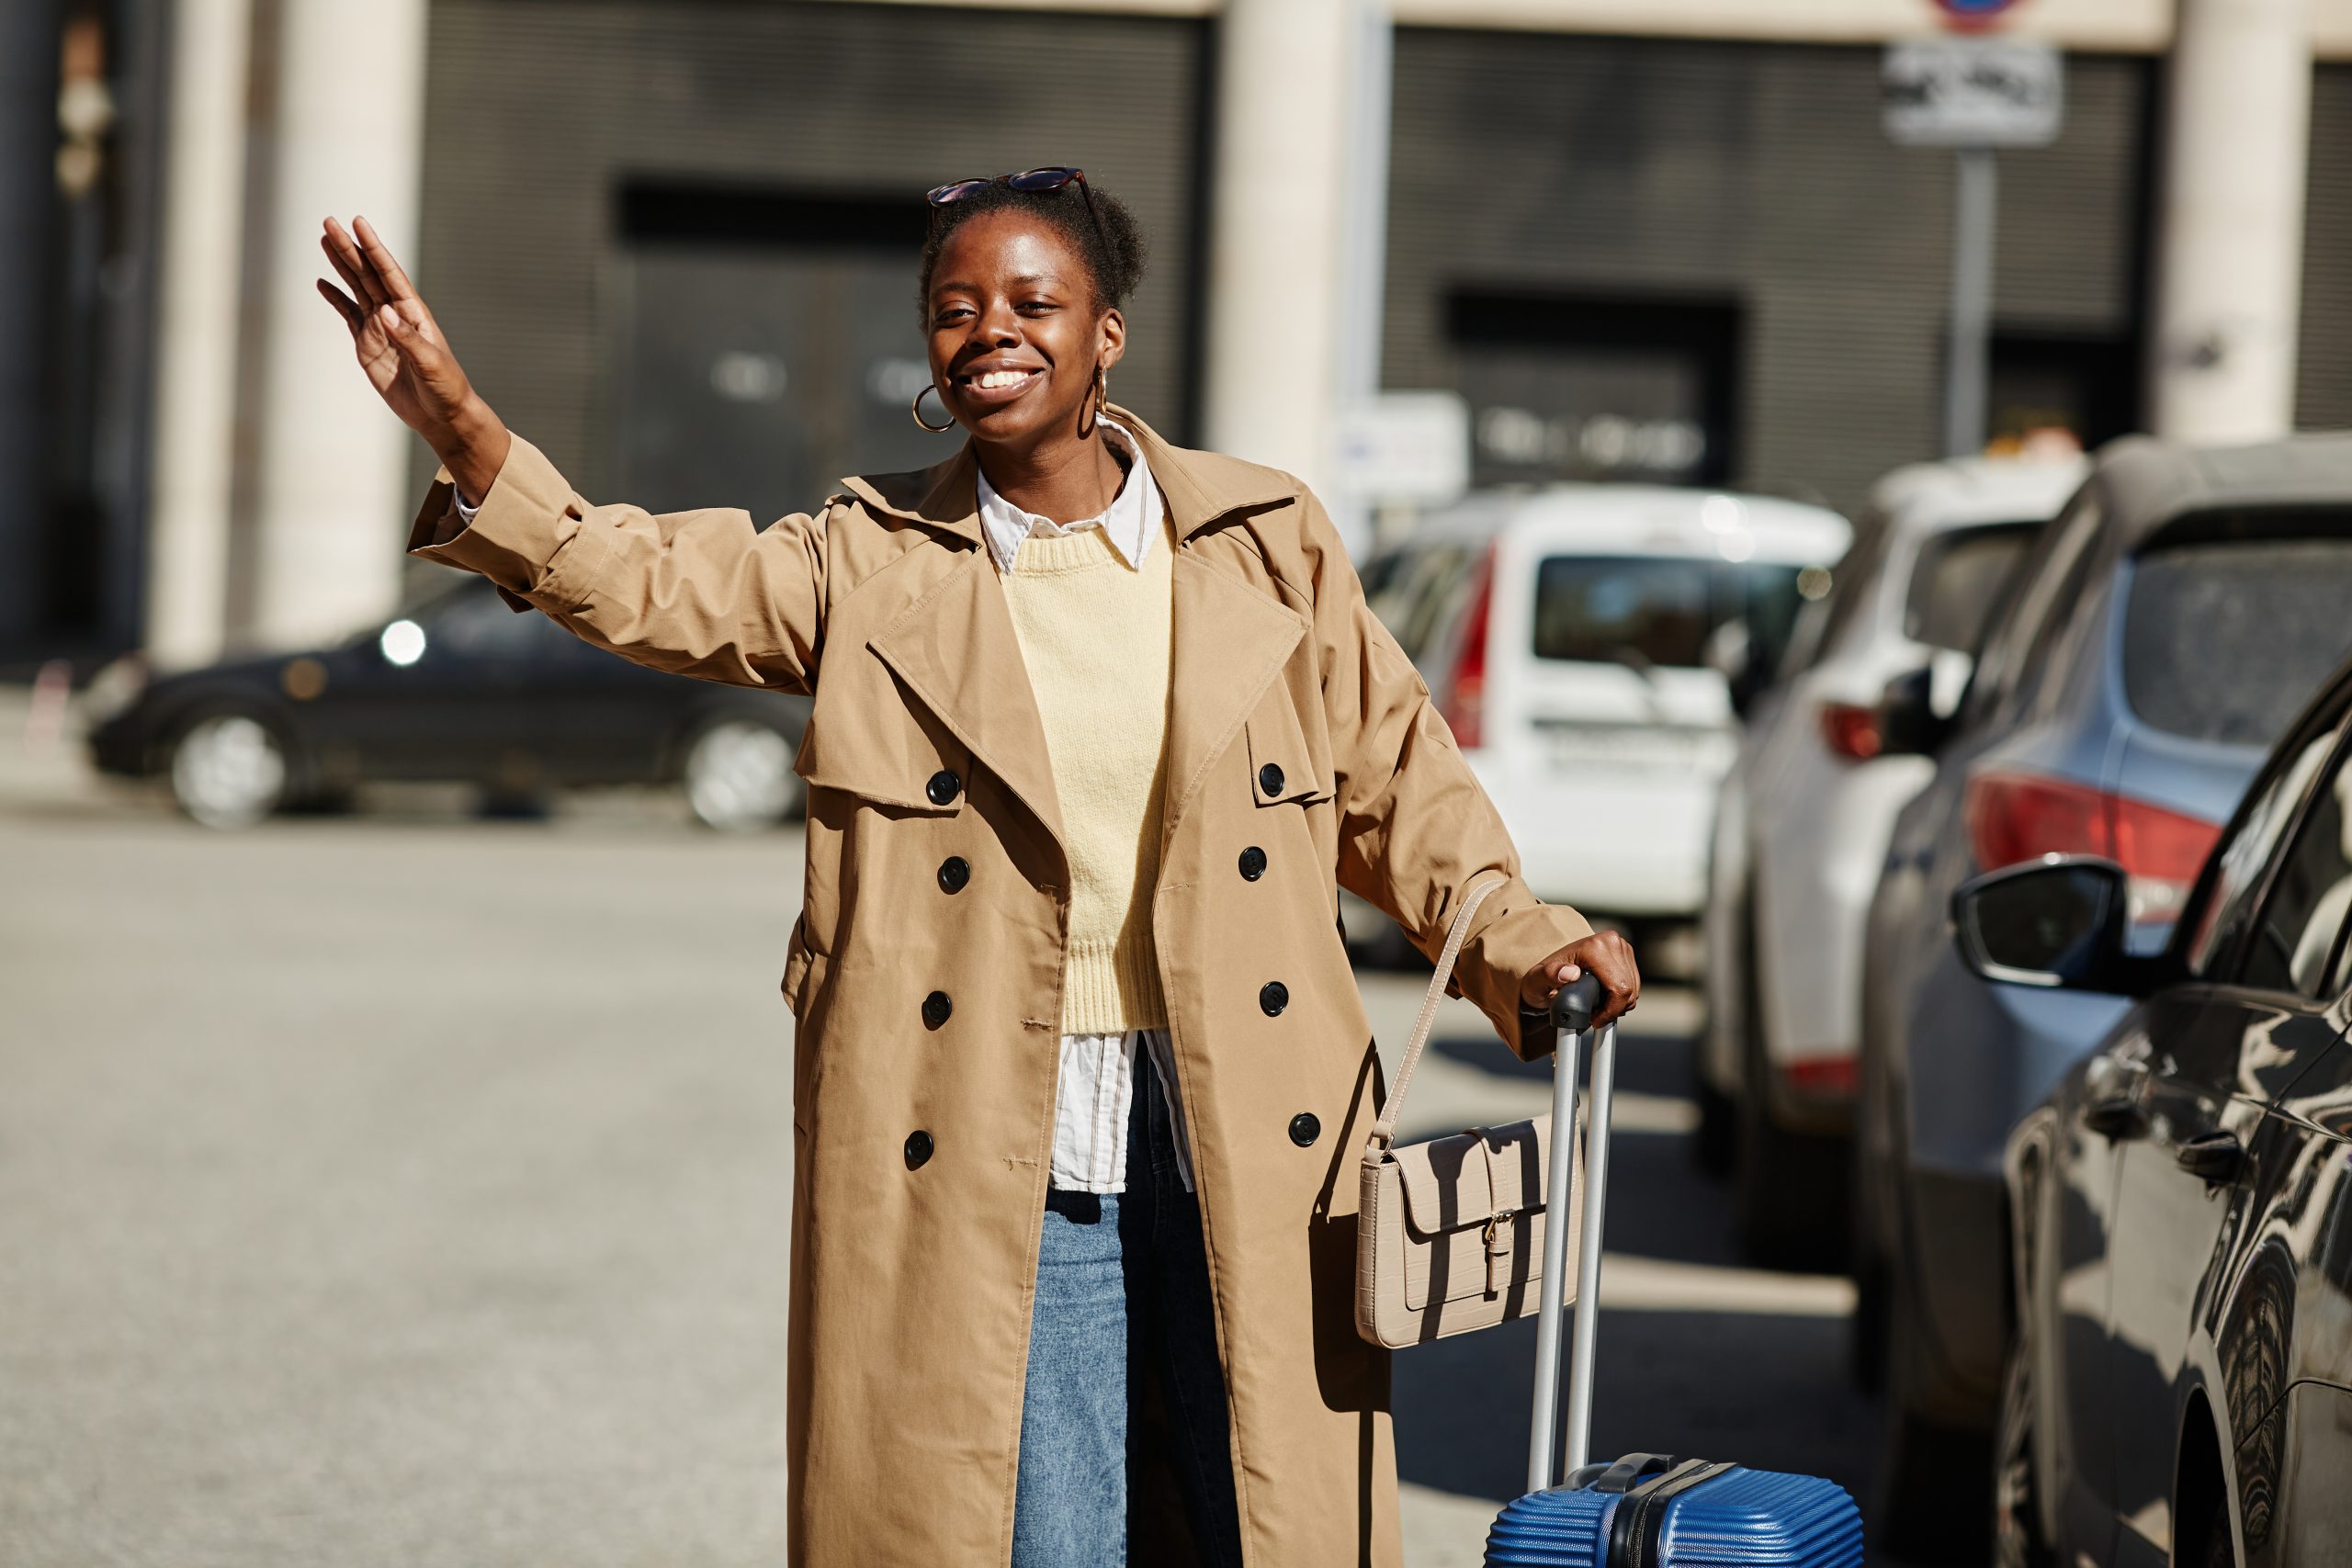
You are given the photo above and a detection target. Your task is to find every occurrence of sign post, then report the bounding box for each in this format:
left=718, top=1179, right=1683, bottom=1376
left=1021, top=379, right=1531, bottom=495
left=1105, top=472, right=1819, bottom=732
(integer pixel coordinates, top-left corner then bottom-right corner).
left=1885, top=2, right=2063, bottom=457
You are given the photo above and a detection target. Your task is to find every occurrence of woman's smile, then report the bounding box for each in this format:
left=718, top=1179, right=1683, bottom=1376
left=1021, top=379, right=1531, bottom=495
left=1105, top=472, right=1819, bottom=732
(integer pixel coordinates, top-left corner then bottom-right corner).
left=956, top=359, right=1046, bottom=406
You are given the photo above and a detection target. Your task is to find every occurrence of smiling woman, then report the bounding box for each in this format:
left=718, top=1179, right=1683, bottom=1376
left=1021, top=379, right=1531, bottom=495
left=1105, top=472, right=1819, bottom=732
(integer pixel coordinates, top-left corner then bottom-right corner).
left=312, top=172, right=1638, bottom=1568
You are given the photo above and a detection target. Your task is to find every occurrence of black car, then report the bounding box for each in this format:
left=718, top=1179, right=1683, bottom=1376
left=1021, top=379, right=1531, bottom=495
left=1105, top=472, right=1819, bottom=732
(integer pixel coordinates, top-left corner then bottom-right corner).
left=1961, top=657, right=2352, bottom=1567
left=85, top=577, right=811, bottom=829
left=1851, top=434, right=2352, bottom=1546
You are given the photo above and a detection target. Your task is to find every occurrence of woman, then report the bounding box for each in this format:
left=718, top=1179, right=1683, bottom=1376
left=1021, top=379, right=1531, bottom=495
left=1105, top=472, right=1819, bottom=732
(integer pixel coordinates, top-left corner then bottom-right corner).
left=316, top=173, right=1637, bottom=1568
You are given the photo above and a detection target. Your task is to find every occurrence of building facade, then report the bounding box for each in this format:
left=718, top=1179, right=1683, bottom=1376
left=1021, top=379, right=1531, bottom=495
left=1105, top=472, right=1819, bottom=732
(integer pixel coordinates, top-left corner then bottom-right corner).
left=7, top=0, right=2351, bottom=666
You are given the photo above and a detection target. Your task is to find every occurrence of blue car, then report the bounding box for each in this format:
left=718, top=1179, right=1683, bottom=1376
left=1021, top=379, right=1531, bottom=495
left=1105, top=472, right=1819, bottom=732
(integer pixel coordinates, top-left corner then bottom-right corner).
left=1850, top=434, right=2352, bottom=1548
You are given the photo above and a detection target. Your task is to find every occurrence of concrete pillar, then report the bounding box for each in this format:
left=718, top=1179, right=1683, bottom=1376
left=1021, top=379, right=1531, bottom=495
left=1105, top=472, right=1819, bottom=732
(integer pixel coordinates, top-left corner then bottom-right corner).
left=2149, top=0, right=2312, bottom=444
left=143, top=0, right=253, bottom=669
left=1202, top=0, right=1353, bottom=498
left=0, top=0, right=62, bottom=649
left=243, top=0, right=429, bottom=649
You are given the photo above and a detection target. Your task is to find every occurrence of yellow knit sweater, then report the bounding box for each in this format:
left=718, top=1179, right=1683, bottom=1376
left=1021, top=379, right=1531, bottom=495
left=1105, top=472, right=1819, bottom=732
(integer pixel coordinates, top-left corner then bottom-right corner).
left=1001, top=516, right=1176, bottom=1034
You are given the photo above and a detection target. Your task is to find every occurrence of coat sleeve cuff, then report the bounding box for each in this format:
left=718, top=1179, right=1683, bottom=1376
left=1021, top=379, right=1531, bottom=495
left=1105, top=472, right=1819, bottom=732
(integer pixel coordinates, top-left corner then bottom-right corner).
left=406, top=435, right=613, bottom=613
left=1460, top=891, right=1594, bottom=1061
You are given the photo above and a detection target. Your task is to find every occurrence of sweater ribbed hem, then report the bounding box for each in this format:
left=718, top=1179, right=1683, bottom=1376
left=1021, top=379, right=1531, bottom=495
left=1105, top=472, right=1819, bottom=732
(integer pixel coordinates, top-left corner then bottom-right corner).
left=1062, top=933, right=1168, bottom=1034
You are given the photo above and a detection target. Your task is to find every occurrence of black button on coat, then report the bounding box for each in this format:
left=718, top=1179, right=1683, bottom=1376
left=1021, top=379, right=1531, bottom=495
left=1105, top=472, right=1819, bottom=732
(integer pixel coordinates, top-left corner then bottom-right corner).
left=1239, top=846, right=1268, bottom=881
left=927, top=769, right=961, bottom=806
left=938, top=856, right=970, bottom=893
left=922, top=990, right=953, bottom=1028
left=1260, top=981, right=1289, bottom=1017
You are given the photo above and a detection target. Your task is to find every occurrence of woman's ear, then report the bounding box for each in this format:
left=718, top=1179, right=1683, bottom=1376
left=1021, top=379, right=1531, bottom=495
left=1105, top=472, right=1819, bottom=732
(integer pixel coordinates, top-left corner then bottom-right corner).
left=1097, top=307, right=1126, bottom=373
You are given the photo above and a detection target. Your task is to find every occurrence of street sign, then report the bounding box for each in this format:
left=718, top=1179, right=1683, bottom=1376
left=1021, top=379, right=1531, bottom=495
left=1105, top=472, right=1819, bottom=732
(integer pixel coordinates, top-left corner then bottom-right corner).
left=1332, top=391, right=1470, bottom=506
left=1884, top=36, right=2064, bottom=148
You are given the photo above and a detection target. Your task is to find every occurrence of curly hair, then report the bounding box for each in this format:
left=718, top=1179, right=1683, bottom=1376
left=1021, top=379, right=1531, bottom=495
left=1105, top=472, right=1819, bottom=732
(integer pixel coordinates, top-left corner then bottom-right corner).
left=917, top=177, right=1148, bottom=320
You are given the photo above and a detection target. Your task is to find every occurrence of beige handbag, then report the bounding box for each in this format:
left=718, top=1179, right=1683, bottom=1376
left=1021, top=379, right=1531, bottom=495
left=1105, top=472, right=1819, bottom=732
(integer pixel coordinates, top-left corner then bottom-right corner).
left=1355, top=876, right=1583, bottom=1349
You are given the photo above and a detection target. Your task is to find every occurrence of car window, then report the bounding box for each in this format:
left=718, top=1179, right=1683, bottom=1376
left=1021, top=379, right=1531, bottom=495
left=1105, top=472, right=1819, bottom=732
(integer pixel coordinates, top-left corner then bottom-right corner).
left=429, top=588, right=559, bottom=658
left=2124, top=530, right=2352, bottom=746
left=2238, top=755, right=2352, bottom=998
left=1532, top=557, right=1815, bottom=672
left=1809, top=523, right=1894, bottom=663
left=1905, top=523, right=2039, bottom=653
left=2188, top=716, right=2349, bottom=978
left=1369, top=545, right=1477, bottom=662
left=1958, top=493, right=2099, bottom=728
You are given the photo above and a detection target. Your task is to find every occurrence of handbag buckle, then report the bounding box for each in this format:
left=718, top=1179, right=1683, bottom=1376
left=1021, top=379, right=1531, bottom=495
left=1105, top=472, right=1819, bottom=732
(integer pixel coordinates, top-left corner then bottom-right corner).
left=1482, top=1209, right=1520, bottom=1296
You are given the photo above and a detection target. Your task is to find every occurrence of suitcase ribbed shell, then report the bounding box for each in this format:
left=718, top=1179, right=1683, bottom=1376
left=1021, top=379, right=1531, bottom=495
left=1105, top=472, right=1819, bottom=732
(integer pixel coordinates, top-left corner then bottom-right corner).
left=1485, top=1465, right=1864, bottom=1567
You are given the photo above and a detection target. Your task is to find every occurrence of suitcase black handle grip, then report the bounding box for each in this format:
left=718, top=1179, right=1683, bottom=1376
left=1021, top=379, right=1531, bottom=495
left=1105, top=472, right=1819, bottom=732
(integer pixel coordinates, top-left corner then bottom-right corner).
left=1586, top=1451, right=1679, bottom=1494
left=1552, top=972, right=1605, bottom=1032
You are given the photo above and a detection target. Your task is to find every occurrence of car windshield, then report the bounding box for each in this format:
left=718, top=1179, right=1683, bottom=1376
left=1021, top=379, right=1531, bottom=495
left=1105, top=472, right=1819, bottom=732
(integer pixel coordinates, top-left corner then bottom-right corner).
left=1905, top=522, right=2038, bottom=653
left=1532, top=555, right=1817, bottom=673
left=2124, top=521, right=2352, bottom=746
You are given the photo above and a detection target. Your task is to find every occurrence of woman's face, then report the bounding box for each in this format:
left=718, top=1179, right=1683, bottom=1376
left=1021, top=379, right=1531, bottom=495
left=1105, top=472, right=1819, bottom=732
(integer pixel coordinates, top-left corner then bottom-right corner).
left=924, top=210, right=1125, bottom=451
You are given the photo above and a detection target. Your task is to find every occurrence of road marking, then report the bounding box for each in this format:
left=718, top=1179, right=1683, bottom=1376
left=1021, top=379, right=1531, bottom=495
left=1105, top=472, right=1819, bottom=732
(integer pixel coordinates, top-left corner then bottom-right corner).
left=1597, top=1253, right=1856, bottom=1316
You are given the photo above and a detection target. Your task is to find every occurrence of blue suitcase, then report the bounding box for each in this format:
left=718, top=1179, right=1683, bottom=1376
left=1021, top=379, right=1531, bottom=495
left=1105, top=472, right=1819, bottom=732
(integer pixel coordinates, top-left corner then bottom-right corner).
left=1483, top=977, right=1864, bottom=1568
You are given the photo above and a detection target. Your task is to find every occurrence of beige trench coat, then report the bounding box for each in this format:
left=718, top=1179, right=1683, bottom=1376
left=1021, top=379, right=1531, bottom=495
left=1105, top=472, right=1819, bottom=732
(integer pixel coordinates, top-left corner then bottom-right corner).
left=409, top=410, right=1592, bottom=1566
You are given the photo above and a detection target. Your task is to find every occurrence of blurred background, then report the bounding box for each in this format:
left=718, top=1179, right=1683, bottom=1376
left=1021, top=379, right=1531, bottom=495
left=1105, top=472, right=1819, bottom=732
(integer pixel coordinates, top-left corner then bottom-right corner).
left=11, top=0, right=2352, bottom=1563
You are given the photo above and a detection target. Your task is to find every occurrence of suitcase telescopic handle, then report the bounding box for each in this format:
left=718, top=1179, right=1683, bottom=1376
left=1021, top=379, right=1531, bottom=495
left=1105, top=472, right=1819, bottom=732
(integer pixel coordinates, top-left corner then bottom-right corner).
left=1527, top=972, right=1616, bottom=1494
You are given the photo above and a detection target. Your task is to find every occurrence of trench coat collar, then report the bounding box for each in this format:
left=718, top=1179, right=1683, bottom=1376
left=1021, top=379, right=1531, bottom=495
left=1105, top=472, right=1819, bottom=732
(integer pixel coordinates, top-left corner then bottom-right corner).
left=837, top=407, right=1297, bottom=547
left=855, top=408, right=1307, bottom=865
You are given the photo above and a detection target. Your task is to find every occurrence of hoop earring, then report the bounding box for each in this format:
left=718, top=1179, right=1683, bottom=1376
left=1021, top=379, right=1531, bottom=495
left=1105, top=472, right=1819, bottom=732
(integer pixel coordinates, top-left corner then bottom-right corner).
left=1076, top=367, right=1107, bottom=438
left=910, top=383, right=956, bottom=434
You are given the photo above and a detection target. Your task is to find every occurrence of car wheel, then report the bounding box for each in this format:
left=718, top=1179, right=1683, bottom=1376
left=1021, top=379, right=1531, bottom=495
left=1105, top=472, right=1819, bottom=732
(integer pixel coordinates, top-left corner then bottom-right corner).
left=1849, top=1243, right=1889, bottom=1392
left=1873, top=1261, right=1993, bottom=1562
left=1691, top=1077, right=1736, bottom=1178
left=168, top=712, right=289, bottom=829
left=1993, top=1325, right=2054, bottom=1568
left=684, top=718, right=802, bottom=832
left=1730, top=903, right=1849, bottom=1269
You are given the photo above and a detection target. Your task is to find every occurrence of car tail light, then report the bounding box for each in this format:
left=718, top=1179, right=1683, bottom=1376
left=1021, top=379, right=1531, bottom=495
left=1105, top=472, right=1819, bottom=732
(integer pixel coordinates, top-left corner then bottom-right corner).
left=1963, top=770, right=2222, bottom=927
left=1817, top=702, right=1883, bottom=761
left=1781, top=1057, right=1858, bottom=1099
left=1439, top=550, right=1495, bottom=750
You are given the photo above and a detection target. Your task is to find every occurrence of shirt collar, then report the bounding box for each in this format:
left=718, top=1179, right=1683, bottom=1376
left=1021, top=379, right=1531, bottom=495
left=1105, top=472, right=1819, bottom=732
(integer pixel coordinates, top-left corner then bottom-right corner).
left=975, top=419, right=1161, bottom=576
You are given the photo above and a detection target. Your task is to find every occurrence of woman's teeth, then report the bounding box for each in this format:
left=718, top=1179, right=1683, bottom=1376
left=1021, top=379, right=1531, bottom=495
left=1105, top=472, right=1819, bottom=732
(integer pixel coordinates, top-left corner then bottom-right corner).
left=974, top=369, right=1031, bottom=389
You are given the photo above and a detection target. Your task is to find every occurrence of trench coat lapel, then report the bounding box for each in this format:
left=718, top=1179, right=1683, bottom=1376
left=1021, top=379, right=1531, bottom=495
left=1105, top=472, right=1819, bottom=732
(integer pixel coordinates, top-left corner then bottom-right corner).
left=862, top=454, right=1067, bottom=858
left=1159, top=534, right=1308, bottom=838
left=851, top=412, right=1303, bottom=855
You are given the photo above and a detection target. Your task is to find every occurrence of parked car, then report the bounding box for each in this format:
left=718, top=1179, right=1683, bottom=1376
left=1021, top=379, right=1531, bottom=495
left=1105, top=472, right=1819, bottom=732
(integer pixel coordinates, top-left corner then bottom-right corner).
left=1852, top=434, right=2352, bottom=1548
left=1700, top=453, right=2085, bottom=1262
left=1965, top=651, right=2352, bottom=1568
left=85, top=576, right=812, bottom=829
left=1350, top=485, right=1849, bottom=955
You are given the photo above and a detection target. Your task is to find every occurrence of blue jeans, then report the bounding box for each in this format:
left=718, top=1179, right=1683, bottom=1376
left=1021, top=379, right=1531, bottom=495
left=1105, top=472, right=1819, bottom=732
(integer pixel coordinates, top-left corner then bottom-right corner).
left=1011, top=1074, right=1243, bottom=1568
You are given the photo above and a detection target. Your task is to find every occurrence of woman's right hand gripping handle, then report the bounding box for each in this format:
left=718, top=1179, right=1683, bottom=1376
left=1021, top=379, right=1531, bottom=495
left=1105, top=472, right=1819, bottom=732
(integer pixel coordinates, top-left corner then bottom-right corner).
left=316, top=215, right=511, bottom=507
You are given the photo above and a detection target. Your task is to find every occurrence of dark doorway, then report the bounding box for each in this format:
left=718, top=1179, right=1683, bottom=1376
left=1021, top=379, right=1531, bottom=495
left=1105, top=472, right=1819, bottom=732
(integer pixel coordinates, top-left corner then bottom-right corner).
left=1985, top=329, right=2140, bottom=454
left=612, top=182, right=943, bottom=524
left=1445, top=290, right=1743, bottom=490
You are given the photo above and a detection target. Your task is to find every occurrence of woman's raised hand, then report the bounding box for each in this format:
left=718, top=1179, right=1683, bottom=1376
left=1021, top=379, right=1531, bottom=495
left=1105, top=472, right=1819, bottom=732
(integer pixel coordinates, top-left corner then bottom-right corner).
left=315, top=216, right=510, bottom=502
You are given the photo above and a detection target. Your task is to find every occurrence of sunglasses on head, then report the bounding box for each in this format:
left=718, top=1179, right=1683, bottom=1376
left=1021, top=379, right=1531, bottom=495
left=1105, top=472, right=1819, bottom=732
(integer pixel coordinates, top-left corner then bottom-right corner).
left=925, top=166, right=1105, bottom=249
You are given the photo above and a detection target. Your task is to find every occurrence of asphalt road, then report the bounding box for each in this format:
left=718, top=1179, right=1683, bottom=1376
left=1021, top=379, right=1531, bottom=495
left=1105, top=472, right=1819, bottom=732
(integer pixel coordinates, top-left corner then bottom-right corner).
left=0, top=717, right=1906, bottom=1566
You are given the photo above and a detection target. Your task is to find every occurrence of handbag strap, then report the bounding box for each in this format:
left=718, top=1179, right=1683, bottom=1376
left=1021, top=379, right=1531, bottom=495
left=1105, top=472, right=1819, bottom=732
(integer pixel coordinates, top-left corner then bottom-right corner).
left=1364, top=874, right=1509, bottom=1157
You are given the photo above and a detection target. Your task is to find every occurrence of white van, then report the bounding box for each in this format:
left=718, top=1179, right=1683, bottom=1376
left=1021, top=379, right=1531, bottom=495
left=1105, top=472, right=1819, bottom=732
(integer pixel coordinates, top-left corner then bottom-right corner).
left=1358, top=486, right=1851, bottom=928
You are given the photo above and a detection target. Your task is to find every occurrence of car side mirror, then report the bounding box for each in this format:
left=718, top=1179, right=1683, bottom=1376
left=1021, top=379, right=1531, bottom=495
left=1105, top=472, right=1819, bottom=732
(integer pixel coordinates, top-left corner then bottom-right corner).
left=1876, top=665, right=1946, bottom=756
left=1951, top=856, right=2140, bottom=992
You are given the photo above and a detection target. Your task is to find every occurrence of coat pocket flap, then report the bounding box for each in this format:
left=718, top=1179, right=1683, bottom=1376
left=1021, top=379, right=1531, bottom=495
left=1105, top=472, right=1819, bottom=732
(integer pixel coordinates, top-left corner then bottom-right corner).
left=1394, top=1118, right=1549, bottom=1236
left=794, top=683, right=967, bottom=814
left=1244, top=681, right=1335, bottom=807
